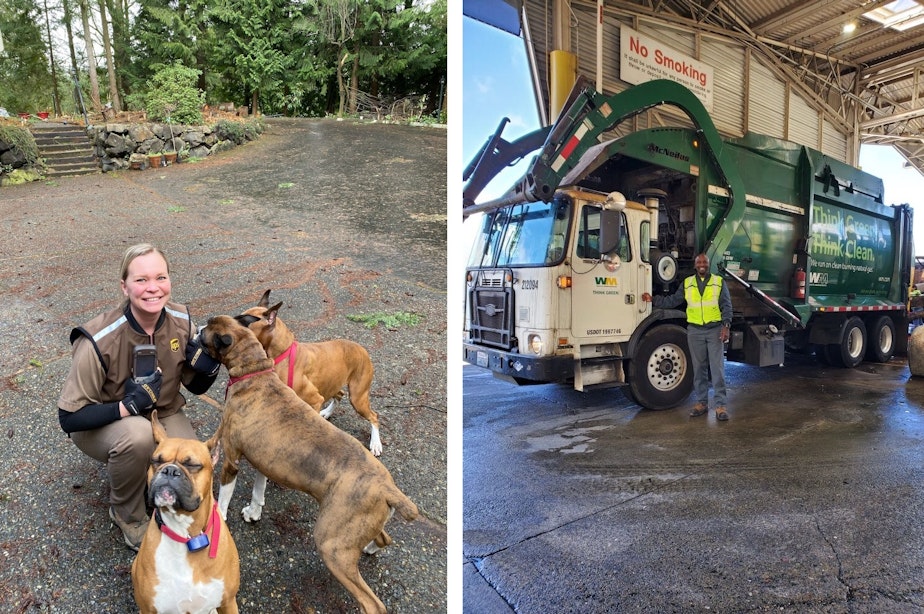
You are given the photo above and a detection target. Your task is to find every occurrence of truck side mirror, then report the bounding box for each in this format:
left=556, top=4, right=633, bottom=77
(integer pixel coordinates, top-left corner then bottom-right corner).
left=599, top=208, right=624, bottom=255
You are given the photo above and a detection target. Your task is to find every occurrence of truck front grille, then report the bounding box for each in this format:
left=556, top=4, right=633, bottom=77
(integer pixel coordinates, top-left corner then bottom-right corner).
left=468, top=270, right=515, bottom=350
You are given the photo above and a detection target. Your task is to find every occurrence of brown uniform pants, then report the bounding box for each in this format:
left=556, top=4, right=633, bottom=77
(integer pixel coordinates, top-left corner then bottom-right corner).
left=71, top=412, right=197, bottom=523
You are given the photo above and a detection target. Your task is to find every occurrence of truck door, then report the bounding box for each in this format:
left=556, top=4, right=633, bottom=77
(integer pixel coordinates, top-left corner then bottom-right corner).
left=570, top=204, right=637, bottom=342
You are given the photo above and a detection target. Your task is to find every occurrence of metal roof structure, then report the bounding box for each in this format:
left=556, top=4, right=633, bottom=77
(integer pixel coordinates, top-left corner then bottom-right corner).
left=466, top=0, right=924, bottom=176
left=610, top=0, right=924, bottom=175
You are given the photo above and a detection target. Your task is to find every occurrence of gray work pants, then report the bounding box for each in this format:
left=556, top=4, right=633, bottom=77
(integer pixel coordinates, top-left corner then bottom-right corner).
left=687, top=324, right=727, bottom=407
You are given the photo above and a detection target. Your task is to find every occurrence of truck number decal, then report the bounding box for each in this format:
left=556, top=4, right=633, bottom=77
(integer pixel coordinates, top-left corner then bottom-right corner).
left=521, top=279, right=539, bottom=290
left=586, top=328, right=621, bottom=335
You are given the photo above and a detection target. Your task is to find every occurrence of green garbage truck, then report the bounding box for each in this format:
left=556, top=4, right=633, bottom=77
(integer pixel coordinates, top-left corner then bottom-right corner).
left=463, top=78, right=914, bottom=410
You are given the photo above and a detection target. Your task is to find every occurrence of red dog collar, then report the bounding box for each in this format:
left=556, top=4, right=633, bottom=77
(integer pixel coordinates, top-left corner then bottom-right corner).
left=154, top=501, right=221, bottom=558
left=224, top=368, right=274, bottom=400
left=273, top=342, right=298, bottom=388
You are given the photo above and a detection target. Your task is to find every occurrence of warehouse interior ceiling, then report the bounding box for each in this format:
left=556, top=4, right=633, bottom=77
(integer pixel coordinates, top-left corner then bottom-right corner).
left=466, top=0, right=924, bottom=177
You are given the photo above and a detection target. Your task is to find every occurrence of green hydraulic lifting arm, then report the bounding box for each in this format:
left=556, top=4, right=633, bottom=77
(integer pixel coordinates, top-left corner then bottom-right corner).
left=462, top=118, right=551, bottom=212
left=462, top=76, right=748, bottom=266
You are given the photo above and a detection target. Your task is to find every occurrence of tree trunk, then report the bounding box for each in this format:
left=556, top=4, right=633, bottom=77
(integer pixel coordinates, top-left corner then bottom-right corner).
left=42, top=0, right=62, bottom=115
left=369, top=27, right=380, bottom=100
left=337, top=46, right=348, bottom=116
left=78, top=0, right=101, bottom=113
left=97, top=0, right=121, bottom=112
left=106, top=0, right=130, bottom=103
left=61, top=0, right=81, bottom=114
left=349, top=39, right=359, bottom=114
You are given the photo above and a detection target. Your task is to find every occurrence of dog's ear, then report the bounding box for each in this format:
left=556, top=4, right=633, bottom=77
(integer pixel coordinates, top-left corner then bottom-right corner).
left=235, top=314, right=261, bottom=328
left=205, top=422, right=222, bottom=462
left=219, top=333, right=234, bottom=350
left=265, top=302, right=283, bottom=328
left=209, top=439, right=222, bottom=467
left=151, top=410, right=167, bottom=444
left=258, top=289, right=272, bottom=308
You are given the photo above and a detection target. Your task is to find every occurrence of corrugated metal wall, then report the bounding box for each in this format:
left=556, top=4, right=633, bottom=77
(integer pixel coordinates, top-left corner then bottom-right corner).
left=747, top=59, right=787, bottom=137
left=522, top=0, right=848, bottom=161
left=789, top=90, right=820, bottom=149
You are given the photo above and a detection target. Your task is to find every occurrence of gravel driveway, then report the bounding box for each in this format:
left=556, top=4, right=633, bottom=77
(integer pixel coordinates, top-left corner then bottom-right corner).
left=0, top=118, right=447, bottom=613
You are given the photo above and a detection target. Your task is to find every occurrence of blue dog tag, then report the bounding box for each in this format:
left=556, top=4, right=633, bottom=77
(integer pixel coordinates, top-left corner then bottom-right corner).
left=187, top=533, right=210, bottom=552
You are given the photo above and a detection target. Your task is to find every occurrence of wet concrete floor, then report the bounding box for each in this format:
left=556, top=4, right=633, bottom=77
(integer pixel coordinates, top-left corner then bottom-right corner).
left=463, top=353, right=924, bottom=612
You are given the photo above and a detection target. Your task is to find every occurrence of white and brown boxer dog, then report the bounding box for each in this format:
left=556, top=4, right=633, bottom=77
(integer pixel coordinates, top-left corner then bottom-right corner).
left=235, top=289, right=382, bottom=455
left=199, top=315, right=418, bottom=614
left=131, top=411, right=240, bottom=614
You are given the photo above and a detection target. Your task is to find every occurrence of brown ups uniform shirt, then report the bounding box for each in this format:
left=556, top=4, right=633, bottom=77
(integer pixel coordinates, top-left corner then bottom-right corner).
left=58, top=302, right=196, bottom=418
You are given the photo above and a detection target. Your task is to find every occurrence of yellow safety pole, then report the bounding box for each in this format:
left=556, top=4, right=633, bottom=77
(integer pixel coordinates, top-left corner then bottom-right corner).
left=549, top=50, right=578, bottom=121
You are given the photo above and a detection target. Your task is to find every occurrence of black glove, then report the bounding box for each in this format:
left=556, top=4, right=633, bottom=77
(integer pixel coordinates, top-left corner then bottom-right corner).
left=185, top=337, right=221, bottom=376
left=123, top=372, right=161, bottom=416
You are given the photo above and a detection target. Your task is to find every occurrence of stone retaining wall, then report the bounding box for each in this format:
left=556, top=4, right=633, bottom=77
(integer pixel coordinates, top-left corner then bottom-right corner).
left=89, top=120, right=263, bottom=171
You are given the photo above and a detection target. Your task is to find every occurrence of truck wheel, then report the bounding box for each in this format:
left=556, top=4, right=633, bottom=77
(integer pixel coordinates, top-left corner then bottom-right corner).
left=627, top=325, right=693, bottom=410
left=822, top=344, right=840, bottom=366
left=865, top=315, right=895, bottom=363
left=813, top=344, right=831, bottom=365
left=829, top=316, right=867, bottom=368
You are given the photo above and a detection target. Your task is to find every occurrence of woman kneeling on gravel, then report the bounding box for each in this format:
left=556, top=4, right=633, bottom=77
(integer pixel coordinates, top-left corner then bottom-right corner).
left=56, top=243, right=221, bottom=550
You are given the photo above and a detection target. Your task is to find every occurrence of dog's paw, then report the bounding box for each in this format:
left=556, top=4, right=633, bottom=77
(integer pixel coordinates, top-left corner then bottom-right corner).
left=363, top=541, right=382, bottom=555
left=370, top=430, right=383, bottom=456
left=319, top=398, right=336, bottom=419
left=241, top=504, right=263, bottom=523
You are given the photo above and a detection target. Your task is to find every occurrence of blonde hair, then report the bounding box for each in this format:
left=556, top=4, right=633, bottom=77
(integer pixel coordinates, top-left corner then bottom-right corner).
left=120, top=243, right=170, bottom=281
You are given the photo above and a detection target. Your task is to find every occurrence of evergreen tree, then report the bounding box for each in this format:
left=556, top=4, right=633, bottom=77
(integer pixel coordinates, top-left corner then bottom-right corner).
left=0, top=0, right=55, bottom=113
left=278, top=2, right=335, bottom=116
left=209, top=0, right=297, bottom=114
left=309, top=0, right=358, bottom=116
left=368, top=0, right=446, bottom=114
left=129, top=0, right=213, bottom=99
left=4, top=0, right=447, bottom=120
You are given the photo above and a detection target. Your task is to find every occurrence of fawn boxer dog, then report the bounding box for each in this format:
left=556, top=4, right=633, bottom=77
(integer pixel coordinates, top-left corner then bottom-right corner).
left=132, top=411, right=240, bottom=614
left=235, top=289, right=382, bottom=455
left=199, top=315, right=418, bottom=614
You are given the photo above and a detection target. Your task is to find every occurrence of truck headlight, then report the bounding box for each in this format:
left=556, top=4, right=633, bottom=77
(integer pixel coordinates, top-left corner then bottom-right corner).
left=528, top=334, right=543, bottom=355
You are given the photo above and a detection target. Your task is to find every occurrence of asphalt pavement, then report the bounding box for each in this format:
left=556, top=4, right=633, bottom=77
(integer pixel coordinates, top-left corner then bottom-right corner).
left=464, top=354, right=924, bottom=613
left=0, top=118, right=447, bottom=613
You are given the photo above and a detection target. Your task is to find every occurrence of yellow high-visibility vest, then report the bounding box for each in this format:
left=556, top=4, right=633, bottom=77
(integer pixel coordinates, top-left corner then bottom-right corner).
left=684, top=275, right=723, bottom=325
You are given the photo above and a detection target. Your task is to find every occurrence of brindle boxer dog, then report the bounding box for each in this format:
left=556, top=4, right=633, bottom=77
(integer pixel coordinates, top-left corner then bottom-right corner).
left=200, top=315, right=418, bottom=614
left=132, top=411, right=240, bottom=614
left=235, top=289, right=382, bottom=456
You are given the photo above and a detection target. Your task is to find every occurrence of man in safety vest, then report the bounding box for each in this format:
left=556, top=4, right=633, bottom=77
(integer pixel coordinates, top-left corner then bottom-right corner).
left=642, top=253, right=733, bottom=420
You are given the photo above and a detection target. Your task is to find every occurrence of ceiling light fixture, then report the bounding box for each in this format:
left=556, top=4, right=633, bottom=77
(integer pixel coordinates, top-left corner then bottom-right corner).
left=843, top=21, right=858, bottom=34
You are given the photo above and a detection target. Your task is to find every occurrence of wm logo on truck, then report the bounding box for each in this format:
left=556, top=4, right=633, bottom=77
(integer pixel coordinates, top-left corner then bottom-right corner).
left=810, top=271, right=828, bottom=285
left=595, top=277, right=618, bottom=286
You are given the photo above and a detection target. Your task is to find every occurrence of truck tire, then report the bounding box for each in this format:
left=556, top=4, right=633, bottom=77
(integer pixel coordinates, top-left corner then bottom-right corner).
left=813, top=343, right=832, bottom=365
left=865, top=315, right=896, bottom=363
left=627, top=325, right=693, bottom=410
left=828, top=316, right=867, bottom=368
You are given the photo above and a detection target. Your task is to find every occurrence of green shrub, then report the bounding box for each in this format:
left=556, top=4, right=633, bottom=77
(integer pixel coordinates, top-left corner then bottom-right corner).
left=144, top=63, right=205, bottom=125
left=0, top=125, right=40, bottom=165
left=243, top=118, right=266, bottom=139
left=214, top=118, right=267, bottom=145
left=214, top=119, right=246, bottom=144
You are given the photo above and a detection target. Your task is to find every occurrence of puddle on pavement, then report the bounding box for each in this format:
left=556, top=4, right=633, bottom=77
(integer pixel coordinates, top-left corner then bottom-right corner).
left=524, top=421, right=615, bottom=454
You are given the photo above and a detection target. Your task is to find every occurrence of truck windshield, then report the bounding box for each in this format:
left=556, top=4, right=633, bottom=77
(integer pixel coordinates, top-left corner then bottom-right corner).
left=467, top=198, right=572, bottom=268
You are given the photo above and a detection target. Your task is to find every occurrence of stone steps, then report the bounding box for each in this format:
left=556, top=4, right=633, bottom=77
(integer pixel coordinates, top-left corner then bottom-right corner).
left=31, top=124, right=100, bottom=177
